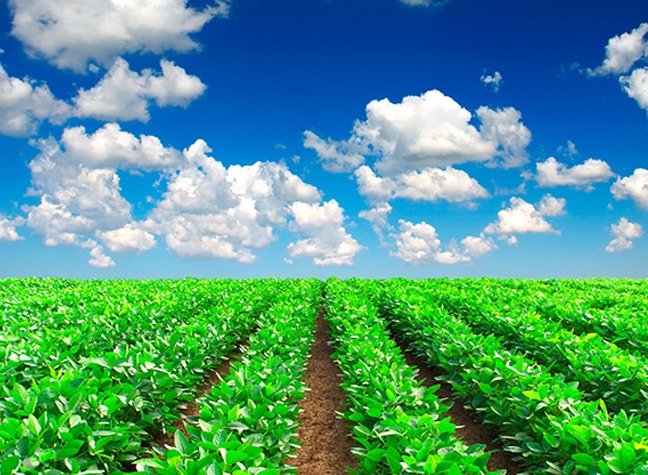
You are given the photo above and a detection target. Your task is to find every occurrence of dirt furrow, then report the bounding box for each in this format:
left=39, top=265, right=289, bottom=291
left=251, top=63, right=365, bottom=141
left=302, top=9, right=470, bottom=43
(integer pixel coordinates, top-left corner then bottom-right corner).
left=290, top=311, right=358, bottom=474
left=396, top=339, right=523, bottom=474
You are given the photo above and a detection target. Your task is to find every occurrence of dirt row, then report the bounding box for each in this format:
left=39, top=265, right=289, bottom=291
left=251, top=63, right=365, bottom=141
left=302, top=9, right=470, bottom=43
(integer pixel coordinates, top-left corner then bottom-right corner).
left=151, top=308, right=522, bottom=474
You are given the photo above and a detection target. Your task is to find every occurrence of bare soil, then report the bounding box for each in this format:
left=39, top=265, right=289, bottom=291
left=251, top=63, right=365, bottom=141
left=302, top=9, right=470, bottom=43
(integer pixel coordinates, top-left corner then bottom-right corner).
left=153, top=345, right=243, bottom=448
left=396, top=340, right=523, bottom=474
left=290, top=311, right=358, bottom=474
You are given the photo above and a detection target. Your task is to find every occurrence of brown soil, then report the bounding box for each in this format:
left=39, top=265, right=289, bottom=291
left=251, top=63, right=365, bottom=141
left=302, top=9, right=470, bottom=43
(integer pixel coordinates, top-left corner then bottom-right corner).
left=397, top=341, right=523, bottom=474
left=153, top=345, right=244, bottom=449
left=290, top=311, right=358, bottom=475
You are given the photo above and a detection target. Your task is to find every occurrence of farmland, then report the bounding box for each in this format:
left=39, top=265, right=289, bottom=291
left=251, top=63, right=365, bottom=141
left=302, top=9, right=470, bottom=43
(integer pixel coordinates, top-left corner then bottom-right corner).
left=1, top=278, right=648, bottom=474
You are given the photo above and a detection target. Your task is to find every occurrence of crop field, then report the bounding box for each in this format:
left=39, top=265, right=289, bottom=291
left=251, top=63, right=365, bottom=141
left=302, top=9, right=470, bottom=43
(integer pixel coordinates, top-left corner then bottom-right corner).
left=1, top=277, right=648, bottom=475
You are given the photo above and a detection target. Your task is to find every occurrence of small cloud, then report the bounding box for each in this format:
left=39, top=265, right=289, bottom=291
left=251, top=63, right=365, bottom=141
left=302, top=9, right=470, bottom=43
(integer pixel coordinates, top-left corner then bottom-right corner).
left=606, top=217, right=643, bottom=253
left=588, top=23, right=648, bottom=76
left=480, top=70, right=503, bottom=92
left=484, top=194, right=565, bottom=240
left=611, top=168, right=648, bottom=211
left=535, top=157, right=614, bottom=191
left=558, top=140, right=578, bottom=157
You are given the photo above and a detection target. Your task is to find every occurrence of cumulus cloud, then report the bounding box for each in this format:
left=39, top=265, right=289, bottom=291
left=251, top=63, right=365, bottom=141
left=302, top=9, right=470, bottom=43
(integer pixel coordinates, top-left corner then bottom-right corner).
left=536, top=157, right=614, bottom=190
left=620, top=67, right=648, bottom=111
left=73, top=58, right=206, bottom=122
left=88, top=243, right=115, bottom=268
left=611, top=168, right=648, bottom=210
left=287, top=200, right=363, bottom=265
left=147, top=139, right=324, bottom=263
left=480, top=70, right=503, bottom=92
left=477, top=106, right=531, bottom=168
left=303, top=130, right=366, bottom=173
left=461, top=233, right=498, bottom=258
left=9, top=0, right=229, bottom=71
left=24, top=137, right=135, bottom=266
left=0, top=63, right=71, bottom=136
left=305, top=90, right=531, bottom=176
left=96, top=223, right=156, bottom=254
left=389, top=220, right=495, bottom=265
left=354, top=165, right=489, bottom=206
left=606, top=217, right=643, bottom=252
left=0, top=215, right=23, bottom=241
left=589, top=23, right=648, bottom=76
left=61, top=123, right=182, bottom=171
left=484, top=194, right=565, bottom=238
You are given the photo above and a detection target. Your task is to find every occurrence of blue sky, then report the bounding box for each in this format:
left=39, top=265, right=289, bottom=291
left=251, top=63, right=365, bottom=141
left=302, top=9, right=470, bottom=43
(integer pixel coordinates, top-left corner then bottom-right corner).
left=1, top=0, right=648, bottom=278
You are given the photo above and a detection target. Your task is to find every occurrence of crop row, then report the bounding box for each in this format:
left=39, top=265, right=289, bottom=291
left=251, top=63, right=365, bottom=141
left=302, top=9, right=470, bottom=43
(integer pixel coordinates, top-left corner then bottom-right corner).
left=136, top=278, right=323, bottom=475
left=362, top=279, right=648, bottom=475
left=0, top=279, right=283, bottom=473
left=324, top=278, right=500, bottom=475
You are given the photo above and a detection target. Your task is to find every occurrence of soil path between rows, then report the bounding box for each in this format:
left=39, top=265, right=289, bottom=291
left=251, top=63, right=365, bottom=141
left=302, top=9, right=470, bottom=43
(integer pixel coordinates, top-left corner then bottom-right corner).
left=154, top=345, right=244, bottom=448
left=290, top=310, right=358, bottom=474
left=397, top=339, right=523, bottom=474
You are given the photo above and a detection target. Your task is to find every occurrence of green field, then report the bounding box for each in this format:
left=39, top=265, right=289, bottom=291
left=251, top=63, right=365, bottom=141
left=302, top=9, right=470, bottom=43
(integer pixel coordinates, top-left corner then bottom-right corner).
left=1, top=278, right=648, bottom=474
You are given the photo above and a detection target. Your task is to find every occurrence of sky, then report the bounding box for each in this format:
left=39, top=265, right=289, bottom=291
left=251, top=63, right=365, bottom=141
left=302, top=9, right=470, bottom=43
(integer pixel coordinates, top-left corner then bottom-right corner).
left=1, top=0, right=648, bottom=279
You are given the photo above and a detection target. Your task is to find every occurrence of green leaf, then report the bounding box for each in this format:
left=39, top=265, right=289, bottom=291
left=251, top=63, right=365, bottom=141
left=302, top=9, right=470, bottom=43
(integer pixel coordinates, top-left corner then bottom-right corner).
left=1, top=456, right=20, bottom=475
left=573, top=453, right=596, bottom=467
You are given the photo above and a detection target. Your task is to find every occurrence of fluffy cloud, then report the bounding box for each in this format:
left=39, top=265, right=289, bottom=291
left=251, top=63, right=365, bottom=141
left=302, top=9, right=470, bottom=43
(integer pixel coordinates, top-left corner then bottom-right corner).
left=620, top=67, right=648, bottom=111
left=74, top=58, right=206, bottom=122
left=61, top=123, right=182, bottom=171
left=303, top=130, right=365, bottom=173
left=354, top=165, right=489, bottom=204
left=590, top=23, right=648, bottom=76
left=390, top=220, right=494, bottom=265
left=358, top=202, right=393, bottom=242
left=611, top=168, right=648, bottom=210
left=9, top=0, right=229, bottom=71
left=477, top=106, right=531, bottom=168
left=24, top=138, right=135, bottom=267
left=287, top=200, right=363, bottom=266
left=96, top=223, right=156, bottom=254
left=606, top=217, right=643, bottom=252
left=0, top=63, right=71, bottom=136
left=536, top=157, right=614, bottom=190
left=0, top=215, right=23, bottom=241
left=484, top=194, right=565, bottom=238
left=461, top=233, right=498, bottom=258
left=148, top=139, right=324, bottom=263
left=305, top=90, right=531, bottom=176
left=480, top=71, right=503, bottom=92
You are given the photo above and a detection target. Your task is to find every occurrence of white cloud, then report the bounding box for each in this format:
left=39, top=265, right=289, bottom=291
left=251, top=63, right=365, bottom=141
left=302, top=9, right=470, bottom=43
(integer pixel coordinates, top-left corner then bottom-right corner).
left=620, top=67, right=648, bottom=111
left=536, top=157, right=614, bottom=190
left=148, top=139, right=323, bottom=262
left=461, top=233, right=498, bottom=258
left=0, top=63, right=71, bottom=136
left=395, top=167, right=490, bottom=202
left=390, top=220, right=469, bottom=265
left=606, top=217, right=643, bottom=252
left=480, top=71, right=503, bottom=92
left=9, top=0, right=229, bottom=71
left=558, top=140, right=578, bottom=157
left=354, top=165, right=489, bottom=204
left=88, top=243, right=115, bottom=268
left=484, top=195, right=565, bottom=238
left=97, top=223, right=156, bottom=254
left=287, top=200, right=363, bottom=266
left=537, top=194, right=567, bottom=217
left=611, top=168, right=648, bottom=211
left=358, top=202, right=392, bottom=243
left=306, top=90, right=531, bottom=176
left=303, top=130, right=365, bottom=173
left=0, top=215, right=23, bottom=241
left=590, top=23, right=648, bottom=76
left=73, top=58, right=206, bottom=122
left=477, top=106, right=531, bottom=168
left=61, top=123, right=182, bottom=171
left=25, top=138, right=133, bottom=247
